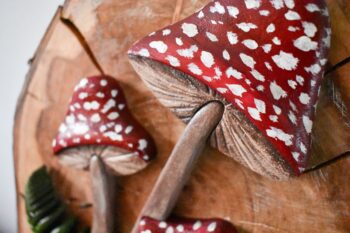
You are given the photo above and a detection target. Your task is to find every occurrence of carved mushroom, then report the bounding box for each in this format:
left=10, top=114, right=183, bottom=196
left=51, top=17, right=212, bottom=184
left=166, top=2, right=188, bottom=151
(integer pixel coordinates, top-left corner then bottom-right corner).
left=138, top=216, right=237, bottom=233
left=128, top=0, right=331, bottom=179
left=53, top=75, right=156, bottom=233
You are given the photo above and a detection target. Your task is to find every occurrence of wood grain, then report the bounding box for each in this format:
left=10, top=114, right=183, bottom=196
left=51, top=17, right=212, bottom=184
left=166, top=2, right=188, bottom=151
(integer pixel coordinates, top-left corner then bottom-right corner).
left=14, top=0, right=350, bottom=232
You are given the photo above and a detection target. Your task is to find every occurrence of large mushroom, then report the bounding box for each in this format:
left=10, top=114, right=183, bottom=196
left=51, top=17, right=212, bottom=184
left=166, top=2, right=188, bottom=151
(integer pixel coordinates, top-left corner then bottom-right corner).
left=53, top=75, right=156, bottom=233
left=128, top=0, right=331, bottom=179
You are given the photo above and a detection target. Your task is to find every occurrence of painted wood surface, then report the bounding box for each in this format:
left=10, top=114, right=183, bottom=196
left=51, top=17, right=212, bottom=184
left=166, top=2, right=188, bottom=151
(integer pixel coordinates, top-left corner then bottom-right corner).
left=14, top=0, right=350, bottom=232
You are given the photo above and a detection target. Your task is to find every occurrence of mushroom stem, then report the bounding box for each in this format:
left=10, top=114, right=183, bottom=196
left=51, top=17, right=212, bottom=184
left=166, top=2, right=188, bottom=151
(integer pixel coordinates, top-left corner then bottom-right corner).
left=90, top=155, right=116, bottom=233
left=131, top=101, right=224, bottom=233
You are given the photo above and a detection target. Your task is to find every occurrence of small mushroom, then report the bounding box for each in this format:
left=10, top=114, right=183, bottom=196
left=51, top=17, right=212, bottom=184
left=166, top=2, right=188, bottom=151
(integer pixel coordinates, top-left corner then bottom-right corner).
left=138, top=216, right=237, bottom=233
left=53, top=75, right=156, bottom=233
left=128, top=0, right=331, bottom=178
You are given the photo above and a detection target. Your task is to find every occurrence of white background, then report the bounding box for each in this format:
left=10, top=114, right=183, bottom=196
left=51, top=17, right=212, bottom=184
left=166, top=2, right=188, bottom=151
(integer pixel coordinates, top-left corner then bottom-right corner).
left=0, top=1, right=63, bottom=232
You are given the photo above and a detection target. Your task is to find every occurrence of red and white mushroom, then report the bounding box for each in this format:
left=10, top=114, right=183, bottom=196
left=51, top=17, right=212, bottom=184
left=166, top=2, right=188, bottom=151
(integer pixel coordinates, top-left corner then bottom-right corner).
left=53, top=75, right=156, bottom=233
left=138, top=216, right=237, bottom=233
left=128, top=0, right=331, bottom=178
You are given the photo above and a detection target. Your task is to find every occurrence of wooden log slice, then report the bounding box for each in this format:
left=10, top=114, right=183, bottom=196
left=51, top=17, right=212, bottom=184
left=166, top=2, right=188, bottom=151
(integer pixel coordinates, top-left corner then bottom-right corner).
left=14, top=0, right=350, bottom=232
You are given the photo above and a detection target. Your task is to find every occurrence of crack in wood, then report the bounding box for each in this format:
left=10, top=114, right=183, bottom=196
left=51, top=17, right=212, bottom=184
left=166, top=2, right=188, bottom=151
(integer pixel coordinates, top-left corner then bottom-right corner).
left=60, top=16, right=105, bottom=75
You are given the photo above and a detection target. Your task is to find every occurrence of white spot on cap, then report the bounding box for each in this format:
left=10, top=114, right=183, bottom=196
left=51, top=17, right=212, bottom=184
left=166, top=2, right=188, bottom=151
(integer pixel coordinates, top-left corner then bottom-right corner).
left=288, top=80, right=297, bottom=89
left=73, top=123, right=89, bottom=135
left=302, top=22, right=317, bottom=37
left=285, top=10, right=301, bottom=20
left=266, top=127, right=294, bottom=146
left=266, top=23, right=275, bottom=33
left=273, top=105, right=282, bottom=115
left=79, top=92, right=88, bottom=99
left=96, top=92, right=105, bottom=98
left=305, top=3, right=321, bottom=12
left=250, top=69, right=265, bottom=81
left=226, top=67, right=243, bottom=79
left=201, top=51, right=215, bottom=68
left=104, top=132, right=123, bottom=141
left=210, top=1, right=225, bottom=14
left=305, top=63, right=321, bottom=75
left=162, top=29, right=171, bottom=36
left=294, top=36, right=318, bottom=52
left=100, top=79, right=108, bottom=86
left=240, top=53, right=256, bottom=68
left=176, top=225, right=184, bottom=232
left=107, top=112, right=119, bottom=120
left=197, top=11, right=204, bottom=18
left=165, top=55, right=181, bottom=67
left=138, top=139, right=148, bottom=150
left=227, top=6, right=239, bottom=18
left=159, top=221, right=167, bottom=228
left=83, top=101, right=100, bottom=110
left=149, top=41, right=168, bottom=53
left=244, top=0, right=261, bottom=9
left=255, top=99, right=266, bottom=113
left=270, top=81, right=287, bottom=100
left=188, top=63, right=203, bottom=75
left=299, top=93, right=310, bottom=105
left=177, top=45, right=198, bottom=58
left=284, top=0, right=295, bottom=9
left=272, top=37, right=281, bottom=45
left=101, top=99, right=116, bottom=113
left=272, top=51, right=299, bottom=70
left=288, top=111, right=297, bottom=125
left=223, top=50, right=230, bottom=60
left=292, top=152, right=300, bottom=161
left=137, top=48, right=150, bottom=57
left=166, top=227, right=174, bottom=233
left=181, top=23, right=198, bottom=37
left=118, top=104, right=125, bottom=110
left=236, top=22, right=257, bottom=32
left=259, top=10, right=270, bottom=16
left=248, top=107, right=262, bottom=121
left=300, top=142, right=307, bottom=153
left=303, top=115, right=313, bottom=133
left=270, top=0, right=284, bottom=9
left=90, top=113, right=101, bottom=123
left=125, top=126, right=133, bottom=134
left=175, top=37, right=183, bottom=46
left=227, top=31, right=238, bottom=44
left=265, top=62, right=273, bottom=70
left=59, top=123, right=67, bottom=133
left=193, top=221, right=202, bottom=230
left=296, top=75, right=304, bottom=85
left=288, top=26, right=300, bottom=32
left=226, top=84, right=247, bottom=97
left=140, top=220, right=146, bottom=226
left=262, top=44, right=272, bottom=53
left=270, top=115, right=278, bottom=122
left=242, top=39, right=258, bottom=49
left=206, top=32, right=218, bottom=42
left=109, top=90, right=117, bottom=98
left=114, top=124, right=122, bottom=133
left=207, top=222, right=217, bottom=232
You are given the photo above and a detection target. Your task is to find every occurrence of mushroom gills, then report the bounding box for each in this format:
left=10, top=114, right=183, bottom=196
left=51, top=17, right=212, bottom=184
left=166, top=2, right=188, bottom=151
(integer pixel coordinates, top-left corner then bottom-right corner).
left=129, top=55, right=293, bottom=179
left=58, top=145, right=148, bottom=176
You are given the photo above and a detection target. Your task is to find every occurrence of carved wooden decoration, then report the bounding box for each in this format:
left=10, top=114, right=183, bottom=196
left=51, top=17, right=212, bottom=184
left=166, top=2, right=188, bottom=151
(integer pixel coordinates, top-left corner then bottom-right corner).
left=14, top=0, right=350, bottom=232
left=52, top=74, right=156, bottom=233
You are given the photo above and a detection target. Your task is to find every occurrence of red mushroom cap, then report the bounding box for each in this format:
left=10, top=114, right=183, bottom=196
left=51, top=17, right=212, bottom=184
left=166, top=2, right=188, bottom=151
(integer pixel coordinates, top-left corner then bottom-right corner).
left=139, top=216, right=237, bottom=233
left=53, top=75, right=156, bottom=164
left=128, top=0, right=331, bottom=174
